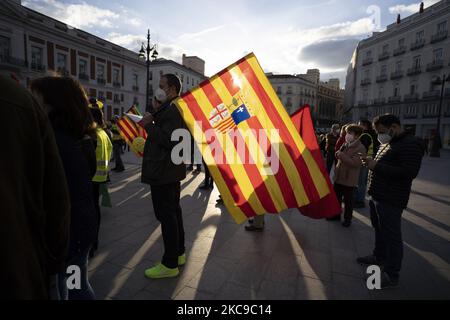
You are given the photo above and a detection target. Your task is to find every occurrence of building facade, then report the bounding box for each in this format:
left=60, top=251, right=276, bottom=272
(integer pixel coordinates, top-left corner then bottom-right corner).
left=347, top=0, right=450, bottom=149
left=0, top=0, right=147, bottom=119
left=317, top=81, right=345, bottom=128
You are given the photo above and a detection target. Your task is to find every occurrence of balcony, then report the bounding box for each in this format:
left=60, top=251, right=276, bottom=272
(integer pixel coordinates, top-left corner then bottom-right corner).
left=362, top=57, right=373, bottom=66
left=404, top=93, right=419, bottom=102
left=378, top=52, right=390, bottom=61
left=97, top=78, right=106, bottom=85
left=426, top=60, right=444, bottom=72
left=388, top=96, right=401, bottom=103
left=0, top=55, right=27, bottom=67
left=113, top=81, right=121, bottom=88
left=358, top=100, right=368, bottom=107
left=373, top=98, right=386, bottom=105
left=422, top=90, right=440, bottom=100
left=132, top=85, right=139, bottom=92
left=390, top=70, right=404, bottom=80
left=407, top=66, right=422, bottom=76
left=360, top=78, right=372, bottom=86
left=410, top=39, right=425, bottom=51
left=393, top=46, right=407, bottom=56
left=376, top=74, right=388, bottom=83
left=79, top=73, right=89, bottom=81
left=430, top=30, right=448, bottom=44
left=30, top=62, right=46, bottom=72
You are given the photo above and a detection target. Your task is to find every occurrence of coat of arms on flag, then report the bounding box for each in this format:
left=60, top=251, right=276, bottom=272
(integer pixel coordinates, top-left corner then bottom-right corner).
left=209, top=93, right=253, bottom=134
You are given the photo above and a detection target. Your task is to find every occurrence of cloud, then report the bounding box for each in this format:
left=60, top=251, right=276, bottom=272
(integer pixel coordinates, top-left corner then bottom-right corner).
left=299, top=39, right=360, bottom=69
left=106, top=33, right=143, bottom=51
left=388, top=0, right=440, bottom=15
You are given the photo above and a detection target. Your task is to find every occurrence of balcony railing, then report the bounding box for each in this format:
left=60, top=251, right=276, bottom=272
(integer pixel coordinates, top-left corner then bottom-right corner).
left=430, top=30, right=448, bottom=43
left=358, top=100, right=368, bottom=107
left=376, top=74, right=388, bottom=83
left=132, top=85, right=139, bottom=92
left=422, top=112, right=439, bottom=119
left=404, top=93, right=419, bottom=102
left=426, top=60, right=444, bottom=72
left=390, top=70, right=404, bottom=80
left=378, top=52, right=390, bottom=61
left=360, top=78, right=371, bottom=86
left=407, top=66, right=422, bottom=76
left=362, top=57, right=373, bottom=66
left=393, top=46, right=406, bottom=56
left=410, top=39, right=425, bottom=51
left=79, top=73, right=89, bottom=81
left=422, top=90, right=440, bottom=100
left=113, top=81, right=121, bottom=88
left=373, top=98, right=386, bottom=105
left=388, top=96, right=401, bottom=103
left=30, top=62, right=46, bottom=72
left=0, top=54, right=27, bottom=67
left=97, top=78, right=106, bottom=85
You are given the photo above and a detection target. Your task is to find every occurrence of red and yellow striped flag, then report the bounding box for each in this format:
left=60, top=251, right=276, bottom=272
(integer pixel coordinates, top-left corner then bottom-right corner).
left=174, top=53, right=330, bottom=224
left=117, top=105, right=147, bottom=157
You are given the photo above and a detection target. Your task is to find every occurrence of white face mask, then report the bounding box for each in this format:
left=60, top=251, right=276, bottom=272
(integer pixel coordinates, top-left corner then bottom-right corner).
left=345, top=133, right=355, bottom=143
left=378, top=133, right=392, bottom=144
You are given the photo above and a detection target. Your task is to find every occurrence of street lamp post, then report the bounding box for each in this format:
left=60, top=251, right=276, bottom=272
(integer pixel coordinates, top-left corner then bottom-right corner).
left=429, top=74, right=450, bottom=158
left=138, top=29, right=158, bottom=113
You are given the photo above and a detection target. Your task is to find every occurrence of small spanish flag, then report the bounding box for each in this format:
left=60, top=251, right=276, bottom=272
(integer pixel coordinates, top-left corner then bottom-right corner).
left=117, top=105, right=147, bottom=157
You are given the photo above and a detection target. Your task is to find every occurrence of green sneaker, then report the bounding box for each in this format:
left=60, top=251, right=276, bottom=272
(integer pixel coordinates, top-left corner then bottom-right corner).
left=178, top=254, right=186, bottom=266
left=144, top=263, right=179, bottom=279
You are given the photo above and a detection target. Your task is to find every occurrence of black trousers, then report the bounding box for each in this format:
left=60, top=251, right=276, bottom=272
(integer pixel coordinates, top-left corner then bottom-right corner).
left=203, top=159, right=213, bottom=187
left=113, top=141, right=124, bottom=170
left=369, top=199, right=403, bottom=280
left=92, top=182, right=101, bottom=251
left=334, top=183, right=355, bottom=222
left=326, top=152, right=337, bottom=173
left=188, top=136, right=201, bottom=170
left=151, top=182, right=185, bottom=268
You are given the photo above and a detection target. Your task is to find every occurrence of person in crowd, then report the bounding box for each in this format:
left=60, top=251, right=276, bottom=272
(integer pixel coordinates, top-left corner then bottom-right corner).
left=111, top=116, right=125, bottom=172
left=1, top=74, right=70, bottom=299
left=140, top=74, right=187, bottom=279
left=199, top=159, right=214, bottom=190
left=187, top=136, right=202, bottom=174
left=30, top=76, right=98, bottom=300
left=325, top=124, right=340, bottom=173
left=358, top=114, right=423, bottom=289
left=354, top=119, right=381, bottom=208
left=89, top=101, right=113, bottom=256
left=335, top=124, right=350, bottom=153
left=326, top=124, right=366, bottom=227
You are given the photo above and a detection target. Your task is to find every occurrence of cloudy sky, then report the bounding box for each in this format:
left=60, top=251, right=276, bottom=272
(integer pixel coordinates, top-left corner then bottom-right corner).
left=22, top=0, right=441, bottom=86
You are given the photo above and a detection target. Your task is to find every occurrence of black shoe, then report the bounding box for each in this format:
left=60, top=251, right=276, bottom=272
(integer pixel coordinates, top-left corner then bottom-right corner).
left=199, top=183, right=210, bottom=190
left=342, top=220, right=351, bottom=227
left=187, top=166, right=193, bottom=171
left=380, top=272, right=399, bottom=289
left=354, top=202, right=366, bottom=208
left=216, top=196, right=224, bottom=205
left=193, top=168, right=202, bottom=174
left=326, top=215, right=341, bottom=221
left=245, top=225, right=264, bottom=232
left=115, top=168, right=125, bottom=173
left=357, top=254, right=383, bottom=266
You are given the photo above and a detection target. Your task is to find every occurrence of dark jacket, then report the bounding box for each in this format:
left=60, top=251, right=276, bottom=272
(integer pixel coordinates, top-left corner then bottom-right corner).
left=141, top=99, right=186, bottom=185
left=52, top=129, right=98, bottom=260
left=325, top=132, right=338, bottom=154
left=0, top=76, right=70, bottom=299
left=368, top=132, right=423, bottom=209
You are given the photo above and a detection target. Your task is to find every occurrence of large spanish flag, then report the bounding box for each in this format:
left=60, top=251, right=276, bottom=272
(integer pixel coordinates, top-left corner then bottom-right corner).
left=174, top=53, right=330, bottom=224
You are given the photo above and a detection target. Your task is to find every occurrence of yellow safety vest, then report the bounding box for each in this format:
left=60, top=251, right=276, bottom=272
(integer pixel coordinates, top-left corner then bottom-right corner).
left=360, top=133, right=374, bottom=157
left=93, top=128, right=113, bottom=183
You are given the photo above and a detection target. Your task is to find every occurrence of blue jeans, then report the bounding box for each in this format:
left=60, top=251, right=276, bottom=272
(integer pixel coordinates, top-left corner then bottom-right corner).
left=369, top=199, right=404, bottom=280
left=57, top=246, right=95, bottom=300
left=355, top=166, right=369, bottom=203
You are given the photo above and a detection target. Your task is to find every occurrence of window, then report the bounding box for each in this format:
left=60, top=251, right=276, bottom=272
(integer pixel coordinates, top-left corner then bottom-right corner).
left=398, top=38, right=405, bottom=47
left=149, top=71, right=153, bottom=80
left=181, top=74, right=184, bottom=82
left=366, top=50, right=372, bottom=58
left=277, top=86, right=282, bottom=94
left=413, top=55, right=421, bottom=68
left=396, top=60, right=402, bottom=71
left=31, top=46, right=43, bottom=66
left=437, top=21, right=447, bottom=33
left=380, top=65, right=387, bottom=76
left=79, top=59, right=87, bottom=75
left=133, top=73, right=138, bottom=87
left=97, top=64, right=105, bottom=79
left=378, top=86, right=384, bottom=98
left=186, top=76, right=189, bottom=84
left=56, top=53, right=67, bottom=70
left=382, top=44, right=389, bottom=53
left=433, top=48, right=443, bottom=63
left=113, top=68, right=120, bottom=83
left=364, top=69, right=370, bottom=79
left=410, top=83, right=417, bottom=95
left=287, top=86, right=292, bottom=94
left=192, top=78, right=194, bottom=86
left=98, top=91, right=105, bottom=101
left=416, top=30, right=424, bottom=42
left=0, top=35, right=10, bottom=58
left=394, top=84, right=400, bottom=97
